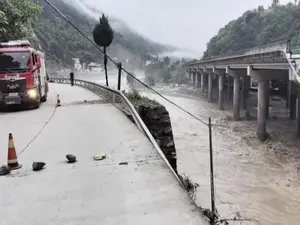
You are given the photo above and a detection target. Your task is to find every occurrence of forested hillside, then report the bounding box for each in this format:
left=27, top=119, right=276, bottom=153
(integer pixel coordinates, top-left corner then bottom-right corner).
left=202, top=1, right=300, bottom=59
left=31, top=0, right=172, bottom=68
left=1, top=0, right=172, bottom=69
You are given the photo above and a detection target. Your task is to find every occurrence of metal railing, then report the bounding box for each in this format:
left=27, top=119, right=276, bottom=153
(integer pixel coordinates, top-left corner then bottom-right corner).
left=184, top=39, right=300, bottom=84
left=49, top=76, right=181, bottom=182
left=188, top=40, right=288, bottom=65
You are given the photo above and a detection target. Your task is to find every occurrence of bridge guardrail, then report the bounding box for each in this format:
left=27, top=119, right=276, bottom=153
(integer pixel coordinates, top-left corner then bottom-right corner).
left=48, top=76, right=181, bottom=182
left=188, top=40, right=289, bottom=65
left=185, top=39, right=300, bottom=84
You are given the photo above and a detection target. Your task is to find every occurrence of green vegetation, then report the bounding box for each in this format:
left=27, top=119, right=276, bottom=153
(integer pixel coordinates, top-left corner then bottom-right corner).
left=202, top=0, right=300, bottom=59
left=144, top=57, right=188, bottom=86
left=0, top=0, right=41, bottom=41
left=93, top=14, right=114, bottom=86
left=123, top=89, right=159, bottom=107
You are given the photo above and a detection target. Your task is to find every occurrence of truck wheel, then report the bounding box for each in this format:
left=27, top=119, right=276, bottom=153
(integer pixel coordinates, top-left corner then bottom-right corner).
left=41, top=94, right=47, bottom=102
left=33, top=99, right=41, bottom=109
left=34, top=93, right=41, bottom=109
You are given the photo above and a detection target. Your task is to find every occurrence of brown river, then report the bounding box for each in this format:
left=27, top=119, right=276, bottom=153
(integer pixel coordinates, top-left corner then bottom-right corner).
left=75, top=71, right=300, bottom=225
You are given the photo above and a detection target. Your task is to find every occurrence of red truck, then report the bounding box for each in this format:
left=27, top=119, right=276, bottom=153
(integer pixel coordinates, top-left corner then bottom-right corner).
left=0, top=40, right=49, bottom=109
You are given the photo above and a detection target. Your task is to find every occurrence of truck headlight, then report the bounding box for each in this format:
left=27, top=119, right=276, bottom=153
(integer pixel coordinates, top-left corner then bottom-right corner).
left=27, top=88, right=38, bottom=99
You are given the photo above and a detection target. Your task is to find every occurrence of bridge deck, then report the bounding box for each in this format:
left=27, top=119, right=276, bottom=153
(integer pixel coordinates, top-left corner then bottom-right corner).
left=0, top=84, right=207, bottom=225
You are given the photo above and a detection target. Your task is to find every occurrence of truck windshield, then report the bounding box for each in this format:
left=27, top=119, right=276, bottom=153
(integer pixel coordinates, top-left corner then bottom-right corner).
left=0, top=51, right=30, bottom=73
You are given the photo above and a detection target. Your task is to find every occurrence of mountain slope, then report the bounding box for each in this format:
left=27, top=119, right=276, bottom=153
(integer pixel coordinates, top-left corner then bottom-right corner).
left=202, top=2, right=300, bottom=60
left=31, top=0, right=172, bottom=68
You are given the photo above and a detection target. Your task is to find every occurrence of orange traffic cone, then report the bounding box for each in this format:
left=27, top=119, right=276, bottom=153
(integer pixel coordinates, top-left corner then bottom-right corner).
left=56, top=94, right=61, bottom=107
left=7, top=133, right=22, bottom=170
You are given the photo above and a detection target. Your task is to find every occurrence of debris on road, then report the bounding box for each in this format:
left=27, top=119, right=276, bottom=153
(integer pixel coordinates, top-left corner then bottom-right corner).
left=119, top=161, right=128, bottom=165
left=66, top=154, right=77, bottom=163
left=32, top=162, right=46, bottom=171
left=93, top=154, right=106, bottom=161
left=0, top=165, right=11, bottom=176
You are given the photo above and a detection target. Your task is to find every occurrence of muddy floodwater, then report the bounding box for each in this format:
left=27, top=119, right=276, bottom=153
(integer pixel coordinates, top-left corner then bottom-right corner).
left=74, top=72, right=300, bottom=224
left=142, top=87, right=300, bottom=225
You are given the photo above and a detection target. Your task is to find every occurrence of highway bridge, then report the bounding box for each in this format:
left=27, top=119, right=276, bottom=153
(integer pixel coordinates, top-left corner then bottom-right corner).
left=184, top=40, right=300, bottom=141
left=0, top=80, right=208, bottom=224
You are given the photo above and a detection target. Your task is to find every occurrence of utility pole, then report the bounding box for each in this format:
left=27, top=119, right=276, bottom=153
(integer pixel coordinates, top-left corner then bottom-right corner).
left=208, top=117, right=216, bottom=224
left=117, top=62, right=122, bottom=90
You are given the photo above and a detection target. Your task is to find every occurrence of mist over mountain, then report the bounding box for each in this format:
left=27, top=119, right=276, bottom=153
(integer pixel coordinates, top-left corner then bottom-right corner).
left=32, top=0, right=179, bottom=69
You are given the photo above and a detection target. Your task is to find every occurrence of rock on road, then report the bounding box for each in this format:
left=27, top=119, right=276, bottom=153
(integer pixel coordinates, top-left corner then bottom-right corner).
left=0, top=83, right=208, bottom=225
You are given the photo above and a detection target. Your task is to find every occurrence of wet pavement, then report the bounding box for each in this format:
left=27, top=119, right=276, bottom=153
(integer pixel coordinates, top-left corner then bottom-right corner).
left=0, top=83, right=208, bottom=225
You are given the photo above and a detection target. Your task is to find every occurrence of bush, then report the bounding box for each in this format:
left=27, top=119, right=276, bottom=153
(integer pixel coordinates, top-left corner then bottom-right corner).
left=123, top=89, right=159, bottom=107
left=145, top=74, right=156, bottom=86
left=159, top=68, right=172, bottom=83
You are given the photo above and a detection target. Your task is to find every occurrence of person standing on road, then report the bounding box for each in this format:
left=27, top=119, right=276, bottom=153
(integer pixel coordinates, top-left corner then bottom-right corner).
left=70, top=72, right=74, bottom=86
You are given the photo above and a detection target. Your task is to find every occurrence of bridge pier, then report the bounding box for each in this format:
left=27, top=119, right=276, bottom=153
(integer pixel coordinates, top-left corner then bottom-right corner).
left=187, top=71, right=192, bottom=84
left=218, top=74, right=225, bottom=110
left=226, top=67, right=243, bottom=120
left=208, top=73, right=213, bottom=102
left=257, top=80, right=269, bottom=141
left=191, top=72, right=194, bottom=85
left=196, top=71, right=201, bottom=88
left=195, top=72, right=198, bottom=88
left=242, top=76, right=250, bottom=110
left=289, top=81, right=298, bottom=120
left=193, top=72, right=196, bottom=86
left=233, top=75, right=241, bottom=120
left=213, top=68, right=225, bottom=110
left=286, top=79, right=290, bottom=109
left=201, top=72, right=208, bottom=93
left=226, top=75, right=233, bottom=101
left=297, top=87, right=300, bottom=137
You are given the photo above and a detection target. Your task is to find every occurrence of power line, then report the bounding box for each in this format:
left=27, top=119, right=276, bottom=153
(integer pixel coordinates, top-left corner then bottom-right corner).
left=44, top=0, right=217, bottom=127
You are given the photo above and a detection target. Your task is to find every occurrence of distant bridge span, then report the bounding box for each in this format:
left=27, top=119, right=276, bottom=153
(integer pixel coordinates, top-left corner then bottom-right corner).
left=184, top=40, right=300, bottom=141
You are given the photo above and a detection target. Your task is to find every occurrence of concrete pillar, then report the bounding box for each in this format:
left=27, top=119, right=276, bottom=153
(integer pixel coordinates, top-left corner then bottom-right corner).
left=191, top=72, right=195, bottom=85
left=257, top=80, right=269, bottom=141
left=297, top=87, right=300, bottom=137
left=233, top=75, right=241, bottom=120
left=218, top=74, right=224, bottom=110
left=286, top=80, right=290, bottom=109
left=208, top=73, right=213, bottom=102
left=195, top=73, right=199, bottom=88
left=242, top=76, right=250, bottom=109
left=265, top=80, right=270, bottom=119
left=201, top=73, right=208, bottom=93
left=197, top=73, right=202, bottom=88
left=288, top=82, right=298, bottom=120
left=227, top=75, right=233, bottom=100
left=185, top=71, right=189, bottom=80
left=290, top=94, right=297, bottom=120
left=201, top=73, right=205, bottom=92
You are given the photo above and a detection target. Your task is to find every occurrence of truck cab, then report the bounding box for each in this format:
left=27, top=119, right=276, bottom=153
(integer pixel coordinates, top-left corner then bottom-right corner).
left=0, top=40, right=48, bottom=109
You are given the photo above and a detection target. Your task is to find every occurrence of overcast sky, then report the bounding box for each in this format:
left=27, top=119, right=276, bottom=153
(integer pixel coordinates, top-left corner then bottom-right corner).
left=81, top=0, right=292, bottom=55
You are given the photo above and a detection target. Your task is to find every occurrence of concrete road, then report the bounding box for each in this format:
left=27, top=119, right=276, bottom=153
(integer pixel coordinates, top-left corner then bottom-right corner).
left=0, top=84, right=208, bottom=225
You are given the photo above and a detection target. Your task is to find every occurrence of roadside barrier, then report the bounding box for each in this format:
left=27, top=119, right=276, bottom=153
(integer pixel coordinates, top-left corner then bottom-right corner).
left=7, top=133, right=22, bottom=170
left=49, top=76, right=181, bottom=183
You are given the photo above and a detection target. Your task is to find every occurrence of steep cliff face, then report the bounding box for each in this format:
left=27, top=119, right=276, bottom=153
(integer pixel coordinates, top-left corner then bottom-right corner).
left=123, top=90, right=178, bottom=173
left=137, top=105, right=177, bottom=173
